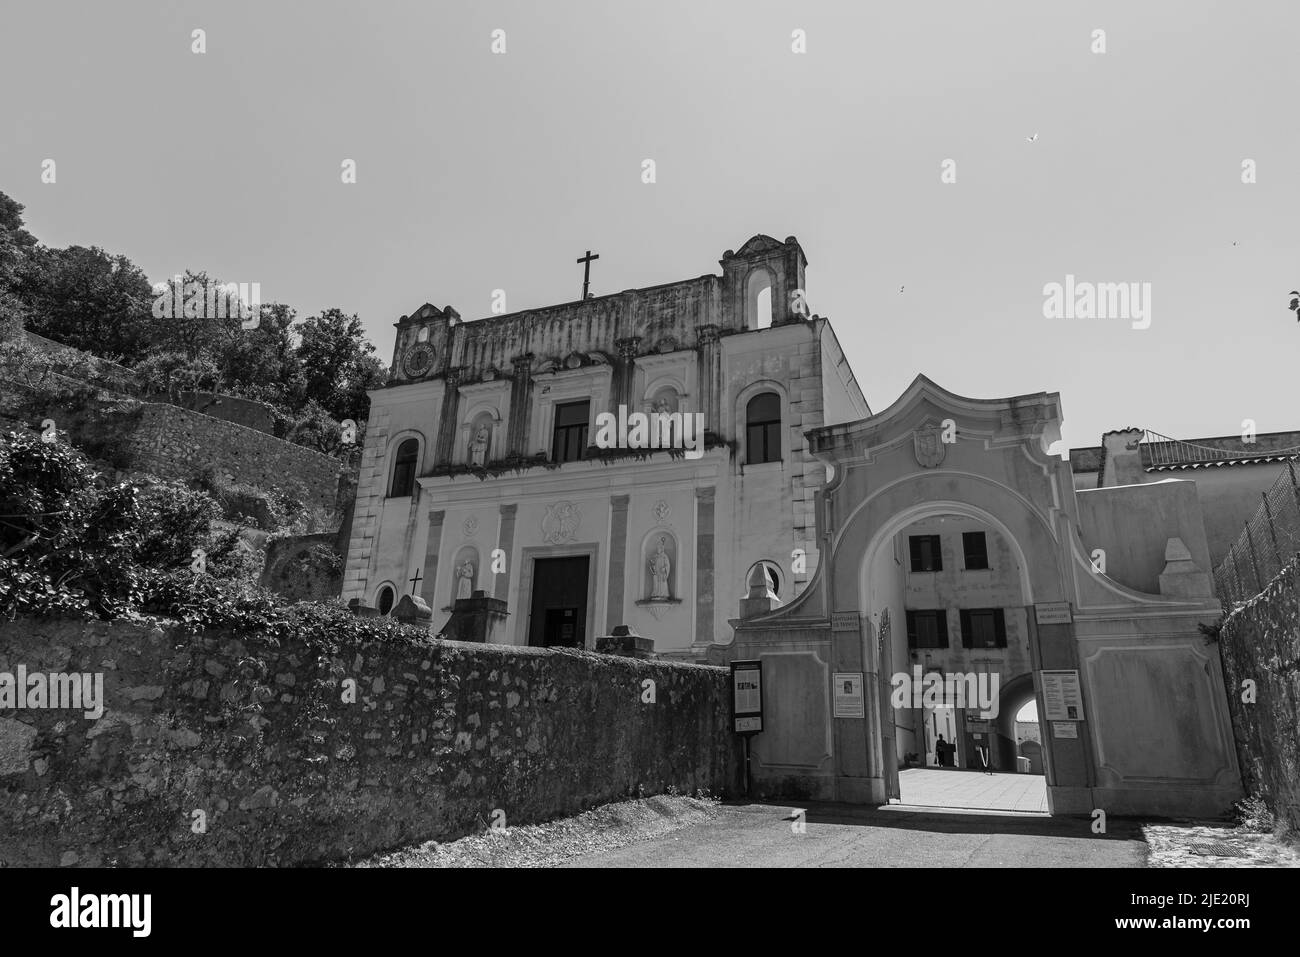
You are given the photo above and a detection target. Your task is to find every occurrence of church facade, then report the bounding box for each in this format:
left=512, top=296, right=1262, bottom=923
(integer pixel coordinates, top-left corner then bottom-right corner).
left=341, top=235, right=870, bottom=655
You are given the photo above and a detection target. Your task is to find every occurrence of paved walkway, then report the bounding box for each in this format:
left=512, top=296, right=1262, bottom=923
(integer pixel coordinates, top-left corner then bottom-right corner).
left=563, top=801, right=1144, bottom=867
left=898, top=767, right=1048, bottom=813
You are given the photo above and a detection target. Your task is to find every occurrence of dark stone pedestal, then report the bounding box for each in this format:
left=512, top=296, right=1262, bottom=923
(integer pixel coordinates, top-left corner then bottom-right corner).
left=392, top=594, right=433, bottom=627
left=596, top=624, right=655, bottom=659
left=437, top=590, right=509, bottom=643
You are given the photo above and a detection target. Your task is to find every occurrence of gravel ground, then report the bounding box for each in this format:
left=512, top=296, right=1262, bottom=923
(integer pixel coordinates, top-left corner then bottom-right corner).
left=1142, top=822, right=1300, bottom=867
left=351, top=794, right=724, bottom=868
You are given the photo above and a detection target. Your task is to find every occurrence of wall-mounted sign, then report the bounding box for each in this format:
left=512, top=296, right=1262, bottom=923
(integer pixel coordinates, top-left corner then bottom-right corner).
left=1040, top=670, right=1086, bottom=721
left=1052, top=721, right=1078, bottom=739
left=1035, top=602, right=1073, bottom=626
left=731, top=659, right=763, bottom=735
left=833, top=672, right=865, bottom=718
left=831, top=613, right=860, bottom=632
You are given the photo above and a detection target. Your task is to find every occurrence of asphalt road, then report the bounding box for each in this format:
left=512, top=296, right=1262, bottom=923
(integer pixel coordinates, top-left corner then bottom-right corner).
left=563, top=801, right=1147, bottom=868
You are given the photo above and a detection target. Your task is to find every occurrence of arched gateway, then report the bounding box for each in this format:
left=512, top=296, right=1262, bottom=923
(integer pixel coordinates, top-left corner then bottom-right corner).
left=716, top=376, right=1241, bottom=817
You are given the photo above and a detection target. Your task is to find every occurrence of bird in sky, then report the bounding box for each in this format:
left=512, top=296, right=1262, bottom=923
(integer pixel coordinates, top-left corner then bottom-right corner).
left=1026, top=133, right=1039, bottom=143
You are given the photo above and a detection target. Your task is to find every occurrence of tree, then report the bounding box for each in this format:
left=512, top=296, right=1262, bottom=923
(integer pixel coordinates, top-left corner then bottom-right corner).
left=213, top=301, right=304, bottom=407
left=0, top=191, right=38, bottom=287
left=295, top=308, right=388, bottom=423
left=9, top=244, right=154, bottom=361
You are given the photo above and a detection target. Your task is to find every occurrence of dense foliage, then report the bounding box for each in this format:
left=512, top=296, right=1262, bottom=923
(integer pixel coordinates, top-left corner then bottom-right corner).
left=0, top=429, right=417, bottom=642
left=0, top=189, right=388, bottom=456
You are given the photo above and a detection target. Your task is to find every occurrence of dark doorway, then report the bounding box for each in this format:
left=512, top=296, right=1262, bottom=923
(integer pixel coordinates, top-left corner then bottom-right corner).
left=528, top=556, right=589, bottom=647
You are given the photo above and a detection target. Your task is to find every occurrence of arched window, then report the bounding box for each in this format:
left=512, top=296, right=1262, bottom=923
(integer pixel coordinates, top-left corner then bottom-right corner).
left=755, top=286, right=772, bottom=329
left=389, top=438, right=419, bottom=497
left=376, top=585, right=395, bottom=616
left=746, top=393, right=782, bottom=464
left=745, top=267, right=775, bottom=331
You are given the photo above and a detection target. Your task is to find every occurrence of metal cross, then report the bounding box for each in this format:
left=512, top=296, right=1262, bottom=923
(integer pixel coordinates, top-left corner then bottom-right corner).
left=576, top=249, right=600, bottom=299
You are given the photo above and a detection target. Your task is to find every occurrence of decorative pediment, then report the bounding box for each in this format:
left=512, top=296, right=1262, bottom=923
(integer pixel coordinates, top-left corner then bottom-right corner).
left=734, top=234, right=785, bottom=258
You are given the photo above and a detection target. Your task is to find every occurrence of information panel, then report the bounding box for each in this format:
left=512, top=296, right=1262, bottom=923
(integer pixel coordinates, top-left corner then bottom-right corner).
left=1040, top=669, right=1086, bottom=721
left=730, top=659, right=763, bottom=735
left=833, top=672, right=865, bottom=718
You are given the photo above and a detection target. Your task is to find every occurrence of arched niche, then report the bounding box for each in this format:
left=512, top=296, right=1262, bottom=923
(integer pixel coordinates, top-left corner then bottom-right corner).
left=449, top=544, right=481, bottom=606
left=461, top=407, right=500, bottom=466
left=641, top=530, right=680, bottom=602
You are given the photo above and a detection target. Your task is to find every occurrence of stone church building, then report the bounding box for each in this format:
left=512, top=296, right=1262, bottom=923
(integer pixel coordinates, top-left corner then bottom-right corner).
left=342, top=235, right=869, bottom=655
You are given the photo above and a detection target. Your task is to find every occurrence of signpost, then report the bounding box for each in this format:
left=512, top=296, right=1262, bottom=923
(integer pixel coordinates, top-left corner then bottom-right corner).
left=731, top=660, right=763, bottom=796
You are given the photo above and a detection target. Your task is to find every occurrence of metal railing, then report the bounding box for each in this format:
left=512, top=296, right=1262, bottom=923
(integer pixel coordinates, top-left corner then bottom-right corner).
left=1213, top=460, right=1300, bottom=607
left=1140, top=429, right=1254, bottom=468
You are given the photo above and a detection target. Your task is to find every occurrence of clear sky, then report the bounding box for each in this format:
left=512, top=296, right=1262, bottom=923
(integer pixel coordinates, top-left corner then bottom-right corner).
left=2, top=0, right=1296, bottom=450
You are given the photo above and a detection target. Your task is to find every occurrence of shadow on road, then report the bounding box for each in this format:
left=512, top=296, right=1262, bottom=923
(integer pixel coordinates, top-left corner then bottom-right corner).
left=728, top=799, right=1147, bottom=842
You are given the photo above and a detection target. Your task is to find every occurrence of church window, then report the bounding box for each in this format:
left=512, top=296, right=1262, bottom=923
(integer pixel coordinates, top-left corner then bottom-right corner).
left=745, top=393, right=782, bottom=464
left=376, top=585, right=395, bottom=616
left=906, top=609, right=948, bottom=649
left=389, top=438, right=419, bottom=497
left=552, top=400, right=590, bottom=464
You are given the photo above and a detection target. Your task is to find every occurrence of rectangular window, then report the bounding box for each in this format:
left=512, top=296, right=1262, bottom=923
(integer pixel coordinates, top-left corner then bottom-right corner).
left=962, top=531, right=989, bottom=570
left=960, top=608, right=1007, bottom=648
left=551, top=400, right=590, bottom=464
left=906, top=609, right=948, bottom=649
left=909, top=535, right=942, bottom=572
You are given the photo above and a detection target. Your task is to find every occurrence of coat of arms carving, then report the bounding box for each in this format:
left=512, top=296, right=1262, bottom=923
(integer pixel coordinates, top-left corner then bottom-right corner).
left=542, top=502, right=582, bottom=544
left=913, top=424, right=946, bottom=468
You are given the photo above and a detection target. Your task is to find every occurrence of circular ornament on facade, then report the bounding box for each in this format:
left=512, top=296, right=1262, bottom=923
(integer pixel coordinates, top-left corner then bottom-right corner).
left=403, top=343, right=435, bottom=378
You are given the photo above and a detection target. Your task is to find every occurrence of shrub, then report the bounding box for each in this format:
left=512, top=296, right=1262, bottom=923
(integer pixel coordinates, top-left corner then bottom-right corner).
left=0, top=428, right=223, bottom=618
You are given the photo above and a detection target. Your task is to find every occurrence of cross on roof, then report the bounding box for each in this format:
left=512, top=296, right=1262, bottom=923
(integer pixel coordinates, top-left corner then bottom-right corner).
left=576, top=249, right=599, bottom=300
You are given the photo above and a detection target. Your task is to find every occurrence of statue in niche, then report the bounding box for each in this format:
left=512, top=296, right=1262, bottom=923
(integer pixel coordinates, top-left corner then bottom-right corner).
left=455, top=560, right=476, bottom=600
left=469, top=423, right=491, bottom=466
left=649, top=537, right=672, bottom=599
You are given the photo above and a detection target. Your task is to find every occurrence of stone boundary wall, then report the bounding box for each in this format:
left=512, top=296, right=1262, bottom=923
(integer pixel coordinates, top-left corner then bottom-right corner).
left=177, top=391, right=280, bottom=436
left=1218, top=556, right=1300, bottom=831
left=125, top=403, right=342, bottom=511
left=0, top=616, right=739, bottom=867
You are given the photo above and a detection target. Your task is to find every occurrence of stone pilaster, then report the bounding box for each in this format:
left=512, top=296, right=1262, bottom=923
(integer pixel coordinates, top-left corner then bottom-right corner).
left=495, top=503, right=517, bottom=601
left=694, top=486, right=716, bottom=645
left=341, top=406, right=390, bottom=604
left=433, top=369, right=463, bottom=466
left=697, top=325, right=721, bottom=435
left=507, top=354, right=533, bottom=455
left=418, top=509, right=445, bottom=614
left=606, top=494, right=631, bottom=631
left=614, top=337, right=640, bottom=410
